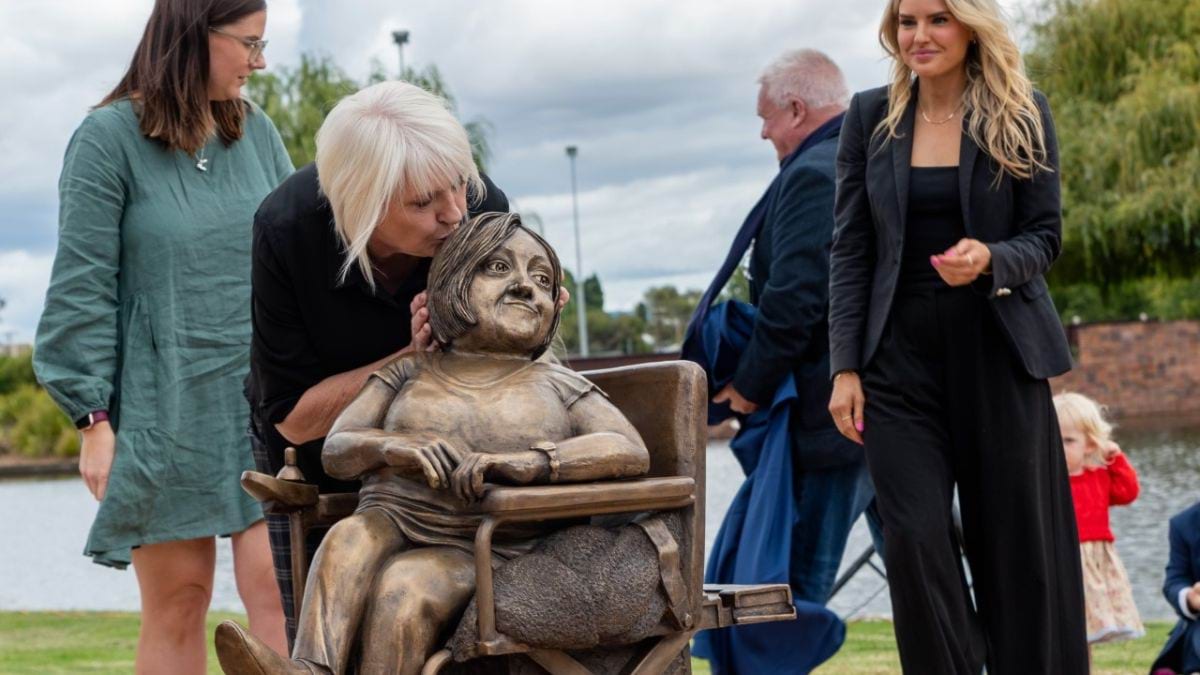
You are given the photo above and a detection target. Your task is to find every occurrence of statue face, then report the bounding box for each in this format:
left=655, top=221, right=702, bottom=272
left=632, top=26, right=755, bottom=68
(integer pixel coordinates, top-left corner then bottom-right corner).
left=454, top=229, right=556, bottom=355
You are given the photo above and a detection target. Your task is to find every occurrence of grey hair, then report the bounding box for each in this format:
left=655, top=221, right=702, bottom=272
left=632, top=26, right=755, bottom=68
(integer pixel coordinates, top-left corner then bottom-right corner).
left=758, top=48, right=850, bottom=109
left=315, top=80, right=483, bottom=289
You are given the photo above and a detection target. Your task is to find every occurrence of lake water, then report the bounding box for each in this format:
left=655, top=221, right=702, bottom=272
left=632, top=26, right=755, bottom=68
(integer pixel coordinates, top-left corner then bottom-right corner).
left=2, top=425, right=1196, bottom=621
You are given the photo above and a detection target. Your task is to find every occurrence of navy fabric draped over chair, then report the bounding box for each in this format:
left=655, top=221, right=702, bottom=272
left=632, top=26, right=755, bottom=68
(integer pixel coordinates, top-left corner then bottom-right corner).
left=686, top=301, right=845, bottom=674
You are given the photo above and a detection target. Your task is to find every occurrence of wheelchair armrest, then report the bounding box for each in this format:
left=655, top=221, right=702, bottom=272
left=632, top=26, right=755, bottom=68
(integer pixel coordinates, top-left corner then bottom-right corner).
left=240, top=471, right=319, bottom=514
left=315, top=492, right=361, bottom=525
left=473, top=476, right=695, bottom=522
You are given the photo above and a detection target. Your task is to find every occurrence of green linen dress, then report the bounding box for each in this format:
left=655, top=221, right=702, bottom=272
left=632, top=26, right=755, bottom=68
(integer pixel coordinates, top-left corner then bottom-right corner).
left=34, top=99, right=294, bottom=568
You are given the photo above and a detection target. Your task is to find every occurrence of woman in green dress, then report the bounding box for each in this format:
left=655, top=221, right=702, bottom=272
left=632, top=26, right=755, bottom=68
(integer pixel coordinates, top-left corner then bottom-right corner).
left=33, top=0, right=292, bottom=671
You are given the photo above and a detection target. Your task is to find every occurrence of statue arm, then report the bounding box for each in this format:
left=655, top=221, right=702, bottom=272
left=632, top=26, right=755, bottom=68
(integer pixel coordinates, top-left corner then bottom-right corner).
left=553, top=392, right=651, bottom=482
left=322, top=378, right=399, bottom=480
left=497, top=391, right=650, bottom=484
left=451, top=391, right=649, bottom=500
left=323, top=376, right=461, bottom=487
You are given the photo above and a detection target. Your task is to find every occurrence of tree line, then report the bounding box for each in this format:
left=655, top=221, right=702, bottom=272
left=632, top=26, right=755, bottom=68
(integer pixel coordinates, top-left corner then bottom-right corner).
left=1028, top=0, right=1200, bottom=321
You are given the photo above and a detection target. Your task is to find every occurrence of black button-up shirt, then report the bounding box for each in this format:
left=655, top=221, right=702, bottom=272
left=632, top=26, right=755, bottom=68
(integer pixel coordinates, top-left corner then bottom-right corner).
left=245, top=162, right=508, bottom=489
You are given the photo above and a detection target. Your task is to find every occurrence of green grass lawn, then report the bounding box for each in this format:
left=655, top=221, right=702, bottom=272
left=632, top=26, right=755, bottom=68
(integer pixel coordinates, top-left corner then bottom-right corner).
left=0, top=612, right=1173, bottom=674
left=814, top=620, right=1174, bottom=674
left=0, top=612, right=248, bottom=674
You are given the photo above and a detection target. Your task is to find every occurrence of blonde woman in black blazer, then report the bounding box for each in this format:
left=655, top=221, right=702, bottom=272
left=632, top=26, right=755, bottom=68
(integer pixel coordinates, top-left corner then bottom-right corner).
left=827, top=0, right=1086, bottom=673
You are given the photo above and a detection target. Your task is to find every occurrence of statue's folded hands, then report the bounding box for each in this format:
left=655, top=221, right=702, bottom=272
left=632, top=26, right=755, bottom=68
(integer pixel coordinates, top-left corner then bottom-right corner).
left=451, top=449, right=546, bottom=501
left=381, top=435, right=463, bottom=489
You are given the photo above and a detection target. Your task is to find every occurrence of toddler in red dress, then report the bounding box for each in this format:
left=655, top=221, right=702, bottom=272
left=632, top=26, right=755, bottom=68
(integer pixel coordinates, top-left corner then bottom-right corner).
left=1054, top=392, right=1145, bottom=659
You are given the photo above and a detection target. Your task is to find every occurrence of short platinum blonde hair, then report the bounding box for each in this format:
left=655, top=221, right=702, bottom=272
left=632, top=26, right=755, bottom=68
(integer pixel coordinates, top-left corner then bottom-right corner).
left=1054, top=392, right=1114, bottom=468
left=758, top=49, right=849, bottom=110
left=315, top=80, right=483, bottom=286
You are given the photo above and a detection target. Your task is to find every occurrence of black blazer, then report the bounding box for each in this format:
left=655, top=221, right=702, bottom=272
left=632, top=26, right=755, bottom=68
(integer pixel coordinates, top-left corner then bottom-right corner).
left=829, top=85, right=1072, bottom=380
left=733, top=130, right=861, bottom=467
left=1152, top=502, right=1200, bottom=673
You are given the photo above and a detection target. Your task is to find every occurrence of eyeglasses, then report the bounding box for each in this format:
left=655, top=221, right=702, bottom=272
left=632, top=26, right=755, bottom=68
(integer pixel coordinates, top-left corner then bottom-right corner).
left=210, top=27, right=268, bottom=64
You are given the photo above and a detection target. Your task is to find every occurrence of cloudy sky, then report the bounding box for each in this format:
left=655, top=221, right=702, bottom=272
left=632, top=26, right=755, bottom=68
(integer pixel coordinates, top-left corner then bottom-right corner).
left=0, top=0, right=1038, bottom=344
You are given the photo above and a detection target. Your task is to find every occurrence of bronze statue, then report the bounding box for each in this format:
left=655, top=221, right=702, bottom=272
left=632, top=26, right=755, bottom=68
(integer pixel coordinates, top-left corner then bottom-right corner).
left=216, top=212, right=652, bottom=674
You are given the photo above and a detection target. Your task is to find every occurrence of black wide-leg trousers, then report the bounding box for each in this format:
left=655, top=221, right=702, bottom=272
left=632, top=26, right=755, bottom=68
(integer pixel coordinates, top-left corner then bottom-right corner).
left=861, top=286, right=1087, bottom=675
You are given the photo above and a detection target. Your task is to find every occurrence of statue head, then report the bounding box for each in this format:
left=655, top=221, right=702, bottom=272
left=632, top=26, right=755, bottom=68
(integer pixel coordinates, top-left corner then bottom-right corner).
left=427, top=212, right=563, bottom=359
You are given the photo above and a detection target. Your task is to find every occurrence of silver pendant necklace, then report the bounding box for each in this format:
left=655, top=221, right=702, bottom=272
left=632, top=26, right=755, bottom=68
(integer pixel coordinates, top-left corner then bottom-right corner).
left=195, top=146, right=209, bottom=172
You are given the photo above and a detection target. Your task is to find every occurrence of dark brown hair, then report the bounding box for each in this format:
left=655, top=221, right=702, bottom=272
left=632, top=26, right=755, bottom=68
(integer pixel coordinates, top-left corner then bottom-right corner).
left=427, top=212, right=563, bottom=360
left=98, top=0, right=266, bottom=154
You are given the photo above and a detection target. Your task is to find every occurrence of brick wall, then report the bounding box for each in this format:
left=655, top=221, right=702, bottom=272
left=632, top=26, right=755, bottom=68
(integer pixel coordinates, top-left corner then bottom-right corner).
left=1051, top=320, right=1200, bottom=419
left=563, top=322, right=1200, bottom=421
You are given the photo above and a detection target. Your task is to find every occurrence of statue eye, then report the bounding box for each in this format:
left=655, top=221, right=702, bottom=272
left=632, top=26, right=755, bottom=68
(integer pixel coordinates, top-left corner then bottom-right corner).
left=486, top=260, right=509, bottom=274
left=532, top=272, right=552, bottom=287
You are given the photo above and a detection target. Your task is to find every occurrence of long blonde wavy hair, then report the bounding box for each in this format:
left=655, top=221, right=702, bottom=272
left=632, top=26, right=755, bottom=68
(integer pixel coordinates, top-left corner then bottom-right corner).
left=877, top=0, right=1051, bottom=180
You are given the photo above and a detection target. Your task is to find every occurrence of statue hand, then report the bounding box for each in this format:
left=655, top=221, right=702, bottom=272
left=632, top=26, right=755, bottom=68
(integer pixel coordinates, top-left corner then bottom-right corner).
left=384, top=438, right=463, bottom=489
left=451, top=453, right=495, bottom=502
left=451, top=451, right=545, bottom=502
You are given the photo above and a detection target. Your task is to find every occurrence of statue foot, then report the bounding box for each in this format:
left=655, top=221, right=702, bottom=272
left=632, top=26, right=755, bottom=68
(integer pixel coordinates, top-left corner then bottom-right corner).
left=214, top=620, right=323, bottom=675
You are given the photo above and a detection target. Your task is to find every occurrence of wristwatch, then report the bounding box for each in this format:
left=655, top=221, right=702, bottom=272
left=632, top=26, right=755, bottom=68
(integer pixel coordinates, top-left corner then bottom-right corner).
left=75, top=410, right=110, bottom=431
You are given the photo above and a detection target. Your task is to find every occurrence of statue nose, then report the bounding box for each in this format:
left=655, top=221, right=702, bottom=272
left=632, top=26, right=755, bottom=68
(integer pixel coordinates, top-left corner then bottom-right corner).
left=508, top=282, right=533, bottom=300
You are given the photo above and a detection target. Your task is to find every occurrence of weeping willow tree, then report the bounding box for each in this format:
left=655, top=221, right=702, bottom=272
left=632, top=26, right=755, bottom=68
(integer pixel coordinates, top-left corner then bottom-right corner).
left=1026, top=0, right=1200, bottom=294
left=246, top=54, right=493, bottom=171
left=246, top=55, right=356, bottom=169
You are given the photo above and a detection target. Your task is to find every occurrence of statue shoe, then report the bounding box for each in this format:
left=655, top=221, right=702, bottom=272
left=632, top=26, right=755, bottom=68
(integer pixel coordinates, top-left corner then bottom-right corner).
left=214, top=620, right=323, bottom=675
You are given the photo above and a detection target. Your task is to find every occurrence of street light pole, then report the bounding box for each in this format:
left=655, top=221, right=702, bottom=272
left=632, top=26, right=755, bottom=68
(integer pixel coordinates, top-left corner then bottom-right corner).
left=565, top=145, right=589, bottom=357
left=391, top=30, right=410, bottom=76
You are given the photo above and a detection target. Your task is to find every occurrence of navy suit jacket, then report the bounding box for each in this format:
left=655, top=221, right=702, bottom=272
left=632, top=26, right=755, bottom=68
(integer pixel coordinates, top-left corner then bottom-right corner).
left=829, top=85, right=1072, bottom=379
left=732, top=125, right=860, bottom=467
left=1153, top=501, right=1200, bottom=673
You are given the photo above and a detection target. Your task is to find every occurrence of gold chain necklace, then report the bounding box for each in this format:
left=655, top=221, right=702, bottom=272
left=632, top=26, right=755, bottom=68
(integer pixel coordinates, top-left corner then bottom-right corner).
left=920, top=101, right=963, bottom=125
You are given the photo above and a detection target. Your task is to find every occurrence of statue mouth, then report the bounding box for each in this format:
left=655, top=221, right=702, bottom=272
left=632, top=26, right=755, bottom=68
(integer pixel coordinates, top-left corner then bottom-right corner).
left=502, top=300, right=540, bottom=315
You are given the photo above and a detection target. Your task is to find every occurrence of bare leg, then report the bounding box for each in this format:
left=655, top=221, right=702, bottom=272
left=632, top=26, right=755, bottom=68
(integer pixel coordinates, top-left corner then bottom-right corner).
left=292, top=509, right=408, bottom=673
left=132, top=537, right=216, bottom=675
left=231, top=520, right=288, bottom=656
left=359, top=546, right=476, bottom=675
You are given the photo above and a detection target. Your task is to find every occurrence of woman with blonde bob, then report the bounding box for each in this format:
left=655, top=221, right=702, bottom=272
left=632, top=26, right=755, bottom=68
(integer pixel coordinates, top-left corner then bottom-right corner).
left=244, top=80, right=511, bottom=641
left=316, top=81, right=486, bottom=291
left=827, top=0, right=1087, bottom=672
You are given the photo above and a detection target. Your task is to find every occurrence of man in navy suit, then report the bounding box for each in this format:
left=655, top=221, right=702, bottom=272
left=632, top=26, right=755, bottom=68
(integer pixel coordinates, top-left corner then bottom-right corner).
left=711, top=49, right=876, bottom=604
left=1153, top=501, right=1200, bottom=675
